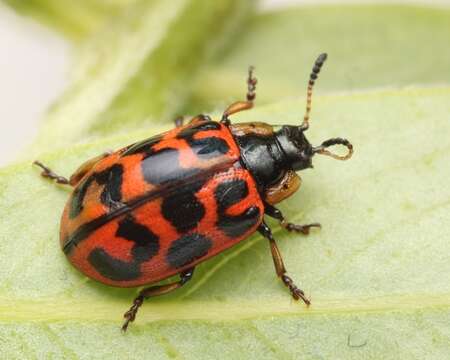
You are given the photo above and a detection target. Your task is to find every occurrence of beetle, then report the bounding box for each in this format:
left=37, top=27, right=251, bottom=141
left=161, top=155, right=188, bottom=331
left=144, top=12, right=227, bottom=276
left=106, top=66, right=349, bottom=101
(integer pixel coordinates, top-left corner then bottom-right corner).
left=34, top=53, right=353, bottom=331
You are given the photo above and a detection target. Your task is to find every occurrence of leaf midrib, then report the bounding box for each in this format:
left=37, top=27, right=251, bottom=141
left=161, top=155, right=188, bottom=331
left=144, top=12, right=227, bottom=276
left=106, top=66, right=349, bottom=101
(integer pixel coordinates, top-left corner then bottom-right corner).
left=2, top=293, right=450, bottom=323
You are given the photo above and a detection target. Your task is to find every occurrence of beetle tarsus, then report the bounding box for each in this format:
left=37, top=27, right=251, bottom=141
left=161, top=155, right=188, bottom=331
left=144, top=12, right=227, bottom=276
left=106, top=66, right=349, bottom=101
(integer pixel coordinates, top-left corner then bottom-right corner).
left=122, top=295, right=144, bottom=332
left=121, top=268, right=195, bottom=331
left=33, top=160, right=70, bottom=185
left=282, top=274, right=311, bottom=305
left=281, top=221, right=321, bottom=235
left=258, top=222, right=310, bottom=306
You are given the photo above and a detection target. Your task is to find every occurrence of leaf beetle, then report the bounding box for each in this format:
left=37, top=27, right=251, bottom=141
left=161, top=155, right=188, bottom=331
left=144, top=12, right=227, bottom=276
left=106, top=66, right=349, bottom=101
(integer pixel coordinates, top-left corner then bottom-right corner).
left=34, top=53, right=353, bottom=330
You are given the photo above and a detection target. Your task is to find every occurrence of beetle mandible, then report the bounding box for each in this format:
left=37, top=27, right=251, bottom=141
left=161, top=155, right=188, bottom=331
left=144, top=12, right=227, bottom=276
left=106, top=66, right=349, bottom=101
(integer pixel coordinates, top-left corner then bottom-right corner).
left=34, top=53, right=353, bottom=331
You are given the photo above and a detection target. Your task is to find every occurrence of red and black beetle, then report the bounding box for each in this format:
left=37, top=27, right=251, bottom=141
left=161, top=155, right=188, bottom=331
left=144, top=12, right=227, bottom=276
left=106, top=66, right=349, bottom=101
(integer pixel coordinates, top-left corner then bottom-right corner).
left=34, top=53, right=353, bottom=330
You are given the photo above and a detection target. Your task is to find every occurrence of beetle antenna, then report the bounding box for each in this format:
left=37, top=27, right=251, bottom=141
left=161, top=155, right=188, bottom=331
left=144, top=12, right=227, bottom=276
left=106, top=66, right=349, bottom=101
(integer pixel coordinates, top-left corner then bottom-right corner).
left=313, top=138, right=353, bottom=161
left=300, top=53, right=328, bottom=131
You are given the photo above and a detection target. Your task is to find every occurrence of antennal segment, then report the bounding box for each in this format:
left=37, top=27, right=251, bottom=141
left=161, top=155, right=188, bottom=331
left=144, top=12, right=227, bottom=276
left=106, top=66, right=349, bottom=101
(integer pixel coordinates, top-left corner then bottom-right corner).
left=301, top=53, right=328, bottom=130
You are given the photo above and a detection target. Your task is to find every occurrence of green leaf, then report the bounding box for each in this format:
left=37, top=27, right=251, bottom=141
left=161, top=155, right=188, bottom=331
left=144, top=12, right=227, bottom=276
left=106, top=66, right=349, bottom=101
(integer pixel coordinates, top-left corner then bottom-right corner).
left=2, top=0, right=136, bottom=40
left=187, top=5, right=450, bottom=113
left=29, top=0, right=256, bottom=155
left=2, top=87, right=450, bottom=359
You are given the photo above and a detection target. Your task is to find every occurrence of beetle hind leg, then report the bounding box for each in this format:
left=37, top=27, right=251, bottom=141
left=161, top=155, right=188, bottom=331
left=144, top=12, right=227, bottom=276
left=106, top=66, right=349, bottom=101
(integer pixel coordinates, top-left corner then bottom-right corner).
left=33, top=160, right=70, bottom=185
left=122, top=267, right=195, bottom=331
left=264, top=203, right=321, bottom=235
left=258, top=222, right=310, bottom=305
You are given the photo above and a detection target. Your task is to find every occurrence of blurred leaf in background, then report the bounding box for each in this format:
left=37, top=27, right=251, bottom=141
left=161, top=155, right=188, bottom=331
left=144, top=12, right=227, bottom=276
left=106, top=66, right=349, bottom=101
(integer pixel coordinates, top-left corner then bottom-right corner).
left=188, top=5, right=450, bottom=112
left=28, top=0, right=256, bottom=153
left=1, top=1, right=450, bottom=359
left=3, top=0, right=136, bottom=40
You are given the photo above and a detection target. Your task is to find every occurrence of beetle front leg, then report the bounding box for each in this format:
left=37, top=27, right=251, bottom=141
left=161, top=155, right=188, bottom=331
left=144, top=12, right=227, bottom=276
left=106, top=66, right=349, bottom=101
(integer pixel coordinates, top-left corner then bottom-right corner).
left=33, top=160, right=70, bottom=185
left=221, top=66, right=257, bottom=125
left=122, top=267, right=195, bottom=331
left=264, top=203, right=321, bottom=235
left=258, top=222, right=310, bottom=305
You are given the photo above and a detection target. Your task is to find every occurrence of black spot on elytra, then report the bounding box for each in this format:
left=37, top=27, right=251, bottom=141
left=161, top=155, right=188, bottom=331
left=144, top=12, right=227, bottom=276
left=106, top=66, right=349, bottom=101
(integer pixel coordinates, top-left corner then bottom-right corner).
left=96, top=164, right=124, bottom=209
left=140, top=120, right=227, bottom=185
left=69, top=164, right=124, bottom=219
left=216, top=206, right=260, bottom=238
left=87, top=216, right=160, bottom=281
left=88, top=247, right=140, bottom=281
left=161, top=187, right=205, bottom=233
left=141, top=147, right=202, bottom=185
left=167, top=233, right=212, bottom=268
left=116, top=216, right=159, bottom=262
left=176, top=120, right=229, bottom=160
left=215, top=179, right=261, bottom=237
left=190, top=137, right=229, bottom=159
left=121, top=134, right=163, bottom=156
left=62, top=164, right=221, bottom=256
left=216, top=179, right=248, bottom=210
left=70, top=176, right=95, bottom=219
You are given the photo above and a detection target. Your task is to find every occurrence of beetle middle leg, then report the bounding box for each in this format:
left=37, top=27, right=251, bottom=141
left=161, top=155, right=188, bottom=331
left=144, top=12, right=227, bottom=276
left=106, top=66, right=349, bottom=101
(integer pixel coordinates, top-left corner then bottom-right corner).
left=221, top=66, right=257, bottom=125
left=258, top=222, right=310, bottom=305
left=122, top=267, right=195, bottom=331
left=264, top=203, right=321, bottom=235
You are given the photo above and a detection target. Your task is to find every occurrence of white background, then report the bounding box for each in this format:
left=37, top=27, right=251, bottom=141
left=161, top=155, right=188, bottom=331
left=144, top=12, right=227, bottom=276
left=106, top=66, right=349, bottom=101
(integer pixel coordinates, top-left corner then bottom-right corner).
left=0, top=0, right=448, bottom=165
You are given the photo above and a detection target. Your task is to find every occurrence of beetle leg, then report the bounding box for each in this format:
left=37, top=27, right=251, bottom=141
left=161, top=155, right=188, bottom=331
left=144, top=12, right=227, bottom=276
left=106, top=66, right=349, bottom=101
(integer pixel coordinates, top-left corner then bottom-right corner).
left=175, top=114, right=213, bottom=128
left=258, top=222, right=310, bottom=305
left=122, top=267, right=195, bottom=331
left=33, top=160, right=70, bottom=185
left=68, top=151, right=113, bottom=186
left=174, top=116, right=184, bottom=128
left=35, top=151, right=113, bottom=187
left=221, top=66, right=257, bottom=125
left=264, top=203, right=321, bottom=235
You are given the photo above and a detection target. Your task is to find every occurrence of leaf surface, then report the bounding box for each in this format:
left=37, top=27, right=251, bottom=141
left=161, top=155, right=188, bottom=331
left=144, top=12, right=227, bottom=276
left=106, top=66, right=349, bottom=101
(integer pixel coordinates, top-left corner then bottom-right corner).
left=1, top=88, right=450, bottom=359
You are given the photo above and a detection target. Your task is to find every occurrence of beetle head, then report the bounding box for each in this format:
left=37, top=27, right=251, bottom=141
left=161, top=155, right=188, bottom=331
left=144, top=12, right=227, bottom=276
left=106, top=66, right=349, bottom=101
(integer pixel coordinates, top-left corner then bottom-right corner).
left=275, top=125, right=353, bottom=172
